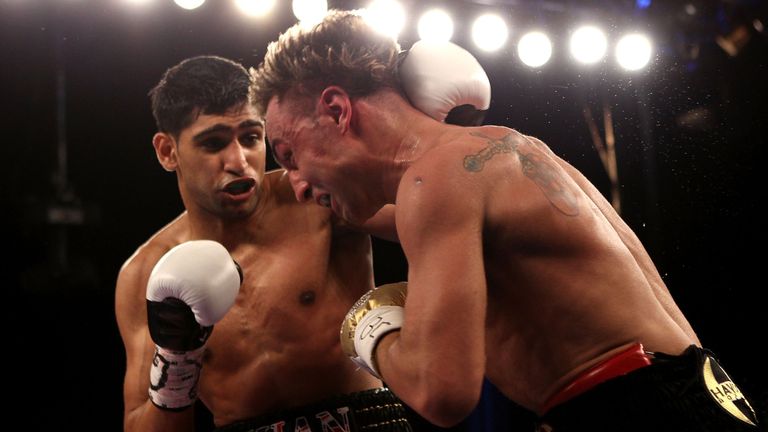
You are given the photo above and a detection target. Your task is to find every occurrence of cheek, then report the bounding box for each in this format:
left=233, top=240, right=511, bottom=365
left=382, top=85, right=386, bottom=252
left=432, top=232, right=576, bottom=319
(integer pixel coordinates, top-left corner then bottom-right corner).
left=181, top=156, right=218, bottom=183
left=248, top=145, right=267, bottom=166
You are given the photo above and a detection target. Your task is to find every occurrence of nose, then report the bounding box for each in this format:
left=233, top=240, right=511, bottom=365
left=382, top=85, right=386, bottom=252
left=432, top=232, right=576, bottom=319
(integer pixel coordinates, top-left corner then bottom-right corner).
left=223, top=142, right=249, bottom=175
left=287, top=170, right=312, bottom=203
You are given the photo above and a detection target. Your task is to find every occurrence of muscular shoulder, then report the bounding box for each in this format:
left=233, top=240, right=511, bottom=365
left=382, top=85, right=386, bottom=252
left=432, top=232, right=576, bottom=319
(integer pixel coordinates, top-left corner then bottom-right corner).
left=263, top=169, right=296, bottom=205
left=116, top=213, right=189, bottom=300
left=405, top=125, right=523, bottom=179
left=396, top=134, right=486, bottom=239
left=399, top=126, right=514, bottom=209
left=115, top=213, right=189, bottom=338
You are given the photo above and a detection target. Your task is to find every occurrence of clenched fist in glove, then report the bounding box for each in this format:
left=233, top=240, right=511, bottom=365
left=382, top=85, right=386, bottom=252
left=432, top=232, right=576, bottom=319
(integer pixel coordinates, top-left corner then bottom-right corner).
left=145, top=240, right=242, bottom=410
left=340, top=282, right=407, bottom=378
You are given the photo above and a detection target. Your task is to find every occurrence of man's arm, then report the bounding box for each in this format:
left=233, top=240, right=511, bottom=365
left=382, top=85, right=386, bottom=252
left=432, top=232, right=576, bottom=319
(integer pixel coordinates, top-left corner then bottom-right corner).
left=374, top=154, right=488, bottom=427
left=115, top=247, right=195, bottom=432
left=525, top=135, right=699, bottom=343
left=350, top=204, right=399, bottom=242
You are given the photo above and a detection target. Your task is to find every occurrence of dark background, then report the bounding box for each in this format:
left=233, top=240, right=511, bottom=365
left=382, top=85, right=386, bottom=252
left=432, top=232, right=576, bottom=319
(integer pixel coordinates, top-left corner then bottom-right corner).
left=1, top=0, right=766, bottom=429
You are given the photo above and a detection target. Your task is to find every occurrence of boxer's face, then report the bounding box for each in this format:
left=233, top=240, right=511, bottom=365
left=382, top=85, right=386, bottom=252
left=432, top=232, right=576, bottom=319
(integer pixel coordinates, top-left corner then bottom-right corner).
left=159, top=104, right=266, bottom=219
left=265, top=96, right=380, bottom=224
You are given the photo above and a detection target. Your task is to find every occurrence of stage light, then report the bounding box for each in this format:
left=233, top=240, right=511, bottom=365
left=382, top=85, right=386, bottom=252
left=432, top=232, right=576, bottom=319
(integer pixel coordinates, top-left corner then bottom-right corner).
left=472, top=13, right=508, bottom=52
left=417, top=8, right=454, bottom=42
left=570, top=25, right=607, bottom=64
left=517, top=31, right=552, bottom=68
left=292, top=0, right=327, bottom=26
left=235, top=0, right=276, bottom=17
left=616, top=33, right=652, bottom=70
left=174, top=0, right=205, bottom=10
left=635, top=0, right=651, bottom=10
left=754, top=19, right=764, bottom=33
left=363, top=0, right=406, bottom=40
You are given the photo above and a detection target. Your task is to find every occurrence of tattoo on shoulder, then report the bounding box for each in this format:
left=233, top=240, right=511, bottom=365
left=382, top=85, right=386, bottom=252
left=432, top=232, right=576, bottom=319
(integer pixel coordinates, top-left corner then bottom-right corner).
left=463, top=132, right=517, bottom=172
left=463, top=132, right=579, bottom=216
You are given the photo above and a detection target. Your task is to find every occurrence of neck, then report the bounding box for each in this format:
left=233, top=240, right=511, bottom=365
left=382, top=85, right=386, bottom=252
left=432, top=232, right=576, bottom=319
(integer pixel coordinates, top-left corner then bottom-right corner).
left=180, top=180, right=271, bottom=249
left=187, top=211, right=255, bottom=248
left=356, top=91, right=450, bottom=204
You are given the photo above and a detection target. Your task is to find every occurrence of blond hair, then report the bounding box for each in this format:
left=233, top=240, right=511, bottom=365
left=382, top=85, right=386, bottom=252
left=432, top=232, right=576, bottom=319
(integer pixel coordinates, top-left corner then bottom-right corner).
left=251, top=10, right=402, bottom=114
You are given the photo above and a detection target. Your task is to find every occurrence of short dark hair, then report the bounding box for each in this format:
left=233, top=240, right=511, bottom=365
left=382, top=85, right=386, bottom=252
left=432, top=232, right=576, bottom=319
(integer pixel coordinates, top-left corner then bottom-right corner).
left=149, top=55, right=254, bottom=137
left=250, top=10, right=402, bottom=115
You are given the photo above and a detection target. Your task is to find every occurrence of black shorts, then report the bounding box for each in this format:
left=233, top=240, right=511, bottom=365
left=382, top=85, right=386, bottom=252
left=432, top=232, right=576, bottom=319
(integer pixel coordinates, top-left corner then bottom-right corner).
left=214, top=387, right=415, bottom=432
left=538, top=345, right=760, bottom=432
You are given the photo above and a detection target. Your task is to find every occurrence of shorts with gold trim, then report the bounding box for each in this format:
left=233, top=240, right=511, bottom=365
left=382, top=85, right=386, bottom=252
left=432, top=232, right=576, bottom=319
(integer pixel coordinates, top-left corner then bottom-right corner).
left=214, top=387, right=414, bottom=432
left=537, top=345, right=760, bottom=432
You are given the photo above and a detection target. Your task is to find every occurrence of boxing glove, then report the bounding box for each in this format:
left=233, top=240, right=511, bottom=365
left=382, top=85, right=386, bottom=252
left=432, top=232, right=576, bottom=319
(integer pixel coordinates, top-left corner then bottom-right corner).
left=399, top=40, right=491, bottom=126
left=340, top=282, right=407, bottom=378
left=146, top=240, right=242, bottom=410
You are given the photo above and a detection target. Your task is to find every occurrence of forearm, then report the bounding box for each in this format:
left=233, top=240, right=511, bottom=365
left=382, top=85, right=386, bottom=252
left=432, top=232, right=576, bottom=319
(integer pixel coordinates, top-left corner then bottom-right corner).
left=122, top=240, right=241, bottom=432
left=376, top=331, right=482, bottom=427
left=352, top=204, right=399, bottom=242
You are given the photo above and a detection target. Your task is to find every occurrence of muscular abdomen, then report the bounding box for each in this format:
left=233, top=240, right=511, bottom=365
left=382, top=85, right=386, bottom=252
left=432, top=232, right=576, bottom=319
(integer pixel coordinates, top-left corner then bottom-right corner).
left=196, top=200, right=378, bottom=426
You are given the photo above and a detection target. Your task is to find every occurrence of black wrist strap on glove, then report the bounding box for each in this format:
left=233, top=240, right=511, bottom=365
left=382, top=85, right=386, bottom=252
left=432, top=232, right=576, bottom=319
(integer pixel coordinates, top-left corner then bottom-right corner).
left=147, top=297, right=213, bottom=351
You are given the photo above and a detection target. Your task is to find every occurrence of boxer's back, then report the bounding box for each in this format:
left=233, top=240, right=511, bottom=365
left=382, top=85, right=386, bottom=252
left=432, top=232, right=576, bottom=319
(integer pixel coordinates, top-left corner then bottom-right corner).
left=422, top=126, right=698, bottom=411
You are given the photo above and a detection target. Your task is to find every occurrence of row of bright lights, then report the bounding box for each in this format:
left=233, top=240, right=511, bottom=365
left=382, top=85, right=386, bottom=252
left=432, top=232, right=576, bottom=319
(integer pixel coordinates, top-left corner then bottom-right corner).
left=139, top=0, right=654, bottom=71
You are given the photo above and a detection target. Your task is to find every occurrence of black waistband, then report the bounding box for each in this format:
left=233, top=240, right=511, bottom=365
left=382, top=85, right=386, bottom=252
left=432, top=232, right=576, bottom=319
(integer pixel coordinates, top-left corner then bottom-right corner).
left=215, top=387, right=413, bottom=432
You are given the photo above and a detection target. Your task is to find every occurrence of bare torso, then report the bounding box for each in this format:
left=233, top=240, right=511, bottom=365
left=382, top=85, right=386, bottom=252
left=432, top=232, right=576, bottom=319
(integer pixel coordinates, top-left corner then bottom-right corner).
left=123, top=170, right=379, bottom=426
left=425, top=126, right=698, bottom=411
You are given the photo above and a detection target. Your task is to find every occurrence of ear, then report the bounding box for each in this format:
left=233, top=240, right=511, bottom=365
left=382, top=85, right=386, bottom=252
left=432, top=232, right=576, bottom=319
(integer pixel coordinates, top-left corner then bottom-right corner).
left=152, top=132, right=178, bottom=172
left=319, top=86, right=352, bottom=134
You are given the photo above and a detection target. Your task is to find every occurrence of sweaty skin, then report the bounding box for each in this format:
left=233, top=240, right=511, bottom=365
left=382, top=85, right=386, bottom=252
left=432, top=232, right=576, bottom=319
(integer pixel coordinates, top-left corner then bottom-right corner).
left=382, top=125, right=699, bottom=419
left=116, top=106, right=379, bottom=431
left=116, top=172, right=379, bottom=428
left=264, top=90, right=700, bottom=426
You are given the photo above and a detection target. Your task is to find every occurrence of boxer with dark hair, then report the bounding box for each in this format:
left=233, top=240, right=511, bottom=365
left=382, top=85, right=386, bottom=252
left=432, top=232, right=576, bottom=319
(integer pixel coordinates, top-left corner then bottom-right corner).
left=252, top=10, right=760, bottom=432
left=116, top=51, right=490, bottom=432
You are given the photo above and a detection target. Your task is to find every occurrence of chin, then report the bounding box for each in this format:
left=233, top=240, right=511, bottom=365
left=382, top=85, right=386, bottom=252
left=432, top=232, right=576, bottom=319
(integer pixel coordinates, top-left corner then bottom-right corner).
left=224, top=200, right=259, bottom=219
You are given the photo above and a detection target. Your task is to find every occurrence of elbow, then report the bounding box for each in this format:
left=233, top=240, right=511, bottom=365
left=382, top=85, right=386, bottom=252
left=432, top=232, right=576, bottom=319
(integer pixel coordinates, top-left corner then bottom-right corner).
left=407, top=378, right=482, bottom=427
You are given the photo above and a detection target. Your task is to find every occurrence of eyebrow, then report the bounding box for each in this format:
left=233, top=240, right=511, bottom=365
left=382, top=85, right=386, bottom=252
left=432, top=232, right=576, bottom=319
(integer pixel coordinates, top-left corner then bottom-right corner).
left=192, top=119, right=265, bottom=142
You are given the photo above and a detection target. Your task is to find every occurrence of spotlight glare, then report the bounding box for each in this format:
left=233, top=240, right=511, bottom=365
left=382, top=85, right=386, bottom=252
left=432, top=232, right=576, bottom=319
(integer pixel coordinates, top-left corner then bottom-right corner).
left=471, top=14, right=508, bottom=52
left=363, top=0, right=406, bottom=39
left=570, top=25, right=607, bottom=64
left=518, top=31, right=552, bottom=68
left=417, top=9, right=454, bottom=42
left=174, top=0, right=205, bottom=10
left=292, top=0, right=327, bottom=26
left=235, top=0, right=276, bottom=17
left=616, top=33, right=652, bottom=71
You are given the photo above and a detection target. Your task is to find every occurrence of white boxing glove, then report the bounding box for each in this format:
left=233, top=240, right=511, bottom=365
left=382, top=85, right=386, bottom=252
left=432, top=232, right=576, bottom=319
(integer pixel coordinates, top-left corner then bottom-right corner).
left=145, top=240, right=242, bottom=410
left=340, top=282, right=407, bottom=378
left=399, top=40, right=491, bottom=126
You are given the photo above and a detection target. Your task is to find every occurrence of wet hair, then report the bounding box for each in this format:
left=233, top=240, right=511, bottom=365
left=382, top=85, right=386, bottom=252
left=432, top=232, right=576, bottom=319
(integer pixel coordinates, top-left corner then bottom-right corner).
left=149, top=55, right=254, bottom=137
left=250, top=9, right=402, bottom=115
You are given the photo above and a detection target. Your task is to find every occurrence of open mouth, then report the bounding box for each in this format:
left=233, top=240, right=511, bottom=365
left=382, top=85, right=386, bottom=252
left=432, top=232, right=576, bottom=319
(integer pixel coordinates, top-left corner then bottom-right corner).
left=223, top=178, right=256, bottom=195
